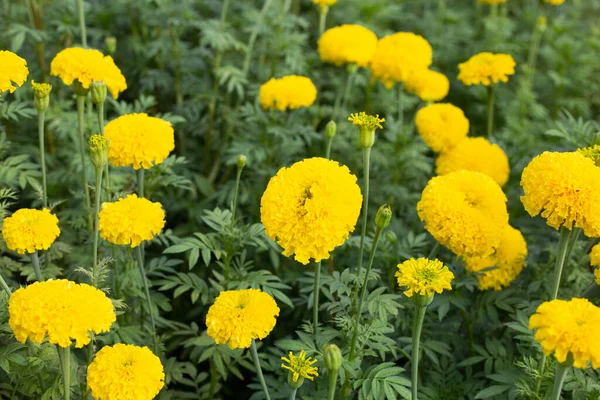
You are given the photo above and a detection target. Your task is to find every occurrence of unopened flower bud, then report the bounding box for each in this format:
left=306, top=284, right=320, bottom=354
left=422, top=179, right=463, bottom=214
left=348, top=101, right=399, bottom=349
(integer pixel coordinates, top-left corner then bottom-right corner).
left=90, top=81, right=107, bottom=105
left=237, top=154, right=247, bottom=169
left=89, top=134, right=110, bottom=169
left=375, top=204, right=392, bottom=229
left=348, top=112, right=385, bottom=149
left=105, top=36, right=117, bottom=55
left=32, top=80, right=52, bottom=112
left=537, top=16, right=547, bottom=32
left=325, top=120, right=337, bottom=139
left=323, top=344, right=342, bottom=372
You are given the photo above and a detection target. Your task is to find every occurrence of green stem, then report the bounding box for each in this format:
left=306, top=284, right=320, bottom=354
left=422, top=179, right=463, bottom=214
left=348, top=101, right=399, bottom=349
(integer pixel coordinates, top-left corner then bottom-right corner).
left=76, top=0, right=87, bottom=47
left=398, top=82, right=405, bottom=130
left=76, top=95, right=92, bottom=229
left=250, top=339, right=272, bottom=400
left=135, top=246, right=156, bottom=333
left=551, top=227, right=576, bottom=300
left=486, top=85, right=495, bottom=138
left=92, top=167, right=103, bottom=268
left=582, top=282, right=600, bottom=299
left=61, top=346, right=70, bottom=400
left=318, top=5, right=329, bottom=36
left=340, top=68, right=357, bottom=114
left=232, top=165, right=243, bottom=220
left=352, top=147, right=371, bottom=304
left=526, top=16, right=544, bottom=77
left=411, top=305, right=428, bottom=400
left=313, top=261, right=322, bottom=340
left=137, top=168, right=145, bottom=198
left=289, top=388, right=297, bottom=400
left=38, top=110, right=47, bottom=208
left=328, top=370, right=338, bottom=400
left=30, top=251, right=42, bottom=281
left=549, top=364, right=569, bottom=400
left=242, top=0, right=274, bottom=77
left=325, top=136, right=334, bottom=159
left=332, top=69, right=356, bottom=120
left=96, top=101, right=110, bottom=200
left=0, top=273, right=12, bottom=295
left=427, top=242, right=440, bottom=259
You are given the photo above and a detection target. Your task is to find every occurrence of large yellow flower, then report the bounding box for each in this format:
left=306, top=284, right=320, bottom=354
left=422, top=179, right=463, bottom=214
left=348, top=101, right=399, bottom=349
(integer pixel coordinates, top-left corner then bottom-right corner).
left=50, top=47, right=126, bottom=98
left=404, top=69, right=450, bottom=102
left=435, top=137, right=510, bottom=186
left=259, top=75, right=317, bottom=111
left=318, top=25, right=378, bottom=68
left=99, top=194, right=165, bottom=248
left=9, top=279, right=115, bottom=348
left=87, top=344, right=165, bottom=400
left=0, top=51, right=28, bottom=94
left=415, top=103, right=470, bottom=153
left=395, top=258, right=454, bottom=297
left=529, top=298, right=600, bottom=369
left=370, top=32, right=433, bottom=88
left=463, top=225, right=527, bottom=291
left=104, top=113, right=175, bottom=170
left=261, top=157, right=362, bottom=264
left=206, top=289, right=280, bottom=349
left=417, top=170, right=508, bottom=257
left=2, top=208, right=60, bottom=254
left=281, top=350, right=319, bottom=383
left=458, top=52, right=516, bottom=86
left=520, top=151, right=600, bottom=237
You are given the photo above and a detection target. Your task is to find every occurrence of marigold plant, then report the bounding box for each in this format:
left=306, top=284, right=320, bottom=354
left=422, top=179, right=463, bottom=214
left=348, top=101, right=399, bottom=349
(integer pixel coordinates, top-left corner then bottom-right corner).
left=404, top=69, right=450, bottom=102
left=318, top=24, right=378, bottom=68
left=2, top=208, right=60, bottom=254
left=416, top=103, right=470, bottom=153
left=259, top=75, right=317, bottom=111
left=458, top=52, right=516, bottom=86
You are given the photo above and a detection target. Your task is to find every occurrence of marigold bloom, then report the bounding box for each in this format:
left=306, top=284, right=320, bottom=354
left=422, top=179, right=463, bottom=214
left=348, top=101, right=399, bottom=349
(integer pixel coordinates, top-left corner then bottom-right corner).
left=591, top=244, right=600, bottom=267
left=463, top=225, right=527, bottom=291
left=206, top=289, right=280, bottom=349
left=9, top=279, right=115, bottom=348
left=458, top=52, right=516, bottom=86
left=405, top=69, right=450, bottom=102
left=544, top=0, right=564, bottom=4
left=313, top=0, right=337, bottom=5
left=318, top=25, right=377, bottom=68
left=416, top=103, right=469, bottom=153
left=595, top=269, right=600, bottom=286
left=396, top=258, right=454, bottom=297
left=261, top=158, right=362, bottom=264
left=99, top=194, right=165, bottom=248
left=417, top=170, right=508, bottom=257
left=2, top=208, right=60, bottom=254
left=88, top=344, right=165, bottom=400
left=104, top=113, right=174, bottom=170
left=436, top=137, right=510, bottom=186
left=520, top=151, right=600, bottom=237
left=0, top=51, right=28, bottom=94
left=477, top=0, right=507, bottom=4
left=529, top=298, right=600, bottom=368
left=259, top=75, right=317, bottom=111
left=281, top=350, right=319, bottom=383
left=370, top=32, right=433, bottom=88
left=348, top=112, right=385, bottom=130
left=50, top=47, right=127, bottom=98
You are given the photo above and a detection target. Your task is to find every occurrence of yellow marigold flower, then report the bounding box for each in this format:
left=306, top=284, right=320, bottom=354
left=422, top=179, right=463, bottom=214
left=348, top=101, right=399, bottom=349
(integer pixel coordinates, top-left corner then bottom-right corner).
left=261, top=158, right=362, bottom=264
left=463, top=225, right=527, bottom=291
left=9, top=279, right=115, bottom=348
left=520, top=151, right=600, bottom=237
left=415, top=103, right=470, bottom=153
left=318, top=25, right=377, bottom=68
left=31, top=80, right=51, bottom=97
left=88, top=344, right=165, bottom=400
left=2, top=208, right=60, bottom=254
left=281, top=350, right=319, bottom=383
left=104, top=113, right=174, bottom=170
left=544, top=0, right=564, bottom=4
left=529, top=298, right=600, bottom=368
left=313, top=0, right=337, bottom=6
left=259, top=75, right=317, bottom=111
left=577, top=144, right=600, bottom=166
left=590, top=243, right=600, bottom=267
left=595, top=268, right=600, bottom=286
left=348, top=112, right=385, bottom=130
left=0, top=51, right=28, bottom=94
left=395, top=258, right=454, bottom=297
left=417, top=170, right=509, bottom=257
left=435, top=137, right=510, bottom=187
left=206, top=289, right=280, bottom=349
left=50, top=47, right=127, bottom=98
left=370, top=32, right=433, bottom=88
left=404, top=69, right=450, bottom=102
left=477, top=0, right=507, bottom=4
left=99, top=194, right=165, bottom=248
left=458, top=52, right=516, bottom=86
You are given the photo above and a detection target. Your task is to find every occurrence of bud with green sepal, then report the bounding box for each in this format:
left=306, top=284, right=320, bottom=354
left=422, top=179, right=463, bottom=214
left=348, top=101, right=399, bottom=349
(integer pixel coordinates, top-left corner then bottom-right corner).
left=89, top=135, right=110, bottom=170
left=105, top=36, right=117, bottom=55
left=32, top=80, right=52, bottom=112
left=90, top=81, right=107, bottom=105
left=375, top=204, right=392, bottom=229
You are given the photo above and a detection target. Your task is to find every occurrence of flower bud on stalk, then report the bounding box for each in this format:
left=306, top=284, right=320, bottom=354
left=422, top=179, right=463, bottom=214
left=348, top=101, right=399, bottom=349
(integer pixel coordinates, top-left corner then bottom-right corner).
left=375, top=204, right=392, bottom=230
left=90, top=135, right=110, bottom=170
left=237, top=154, right=247, bottom=169
left=105, top=36, right=117, bottom=55
left=348, top=112, right=385, bottom=148
left=32, top=81, right=52, bottom=112
left=325, top=120, right=337, bottom=139
left=323, top=344, right=342, bottom=372
left=90, top=81, right=107, bottom=105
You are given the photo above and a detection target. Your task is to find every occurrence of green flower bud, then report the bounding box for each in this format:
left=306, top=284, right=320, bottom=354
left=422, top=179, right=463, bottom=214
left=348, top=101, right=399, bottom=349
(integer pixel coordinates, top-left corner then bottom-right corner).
left=90, top=81, right=107, bottom=105
left=89, top=135, right=110, bottom=169
left=325, top=120, right=337, bottom=139
left=375, top=204, right=392, bottom=229
left=412, top=293, right=434, bottom=308
left=31, top=80, right=52, bottom=112
left=237, top=154, right=247, bottom=169
left=348, top=112, right=384, bottom=149
left=287, top=373, right=305, bottom=389
left=323, top=344, right=342, bottom=372
left=105, top=36, right=117, bottom=55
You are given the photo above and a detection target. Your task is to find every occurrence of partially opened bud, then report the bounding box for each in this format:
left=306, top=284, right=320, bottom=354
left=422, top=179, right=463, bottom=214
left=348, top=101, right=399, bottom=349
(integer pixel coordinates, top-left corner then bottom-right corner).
left=90, top=81, right=107, bottom=105
left=32, top=80, right=52, bottom=112
left=375, top=204, right=392, bottom=229
left=325, top=120, right=337, bottom=139
left=348, top=112, right=385, bottom=148
left=323, top=344, right=342, bottom=372
left=90, top=134, right=110, bottom=169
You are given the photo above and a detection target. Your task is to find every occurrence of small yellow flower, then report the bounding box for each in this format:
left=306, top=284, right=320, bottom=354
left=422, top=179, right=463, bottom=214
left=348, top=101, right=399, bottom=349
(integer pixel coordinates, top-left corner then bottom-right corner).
left=281, top=350, right=319, bottom=383
left=458, top=52, right=516, bottom=87
left=31, top=80, right=52, bottom=97
left=544, top=0, right=564, bottom=4
left=404, top=69, right=450, bottom=102
left=416, top=103, right=470, bottom=153
left=396, top=258, right=454, bottom=297
left=87, top=344, right=165, bottom=400
left=99, top=194, right=165, bottom=248
left=529, top=298, right=600, bottom=368
left=477, top=0, right=507, bottom=4
left=2, top=208, right=60, bottom=254
left=348, top=112, right=385, bottom=130
left=318, top=25, right=378, bottom=68
left=259, top=75, right=317, bottom=111
left=89, top=134, right=110, bottom=169
left=0, top=51, right=28, bottom=94
left=313, top=0, right=337, bottom=6
left=206, top=289, right=280, bottom=349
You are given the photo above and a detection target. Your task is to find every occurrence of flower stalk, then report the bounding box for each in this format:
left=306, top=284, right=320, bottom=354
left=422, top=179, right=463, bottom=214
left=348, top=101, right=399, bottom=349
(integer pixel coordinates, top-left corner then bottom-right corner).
left=0, top=273, right=12, bottom=296
left=313, top=261, right=322, bottom=340
left=61, top=345, right=71, bottom=400
left=318, top=5, right=329, bottom=36
left=76, top=0, right=87, bottom=47
left=76, top=94, right=92, bottom=230
left=251, top=339, right=272, bottom=400
left=135, top=246, right=156, bottom=333
left=37, top=111, right=48, bottom=208
left=486, top=84, right=495, bottom=138
left=30, top=251, right=42, bottom=281
left=549, top=363, right=569, bottom=400
left=411, top=300, right=429, bottom=400
left=91, top=81, right=110, bottom=199
left=137, top=168, right=145, bottom=198
left=92, top=166, right=103, bottom=268
left=398, top=82, right=405, bottom=129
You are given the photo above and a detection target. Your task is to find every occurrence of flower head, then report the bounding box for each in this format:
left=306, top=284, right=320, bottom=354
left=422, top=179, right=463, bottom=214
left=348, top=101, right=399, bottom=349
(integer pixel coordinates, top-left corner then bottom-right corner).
left=405, top=69, right=450, bottom=102
left=104, top=113, right=174, bottom=170
left=436, top=137, right=510, bottom=186
left=590, top=243, right=600, bottom=267
left=544, top=0, right=564, bottom=4
left=348, top=112, right=385, bottom=130
left=0, top=51, right=28, bottom=94
left=50, top=47, right=127, bottom=98
left=89, top=134, right=110, bottom=169
left=313, top=0, right=337, bottom=6
left=458, top=52, right=516, bottom=86
left=395, top=258, right=454, bottom=297
left=416, top=103, right=470, bottom=153
left=281, top=350, right=319, bottom=385
left=2, top=208, right=60, bottom=254
left=206, top=289, right=280, bottom=349
left=370, top=32, right=433, bottom=88
left=318, top=25, right=377, bottom=68
left=259, top=75, right=317, bottom=111
left=417, top=170, right=508, bottom=257
left=463, top=225, right=527, bottom=291
left=520, top=151, right=600, bottom=237
left=477, top=0, right=507, bottom=4
left=261, top=158, right=362, bottom=264
left=529, top=298, right=600, bottom=368
left=31, top=80, right=52, bottom=111
left=99, top=194, right=165, bottom=248
left=595, top=269, right=600, bottom=286
left=9, top=279, right=115, bottom=348
left=87, top=344, right=165, bottom=400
